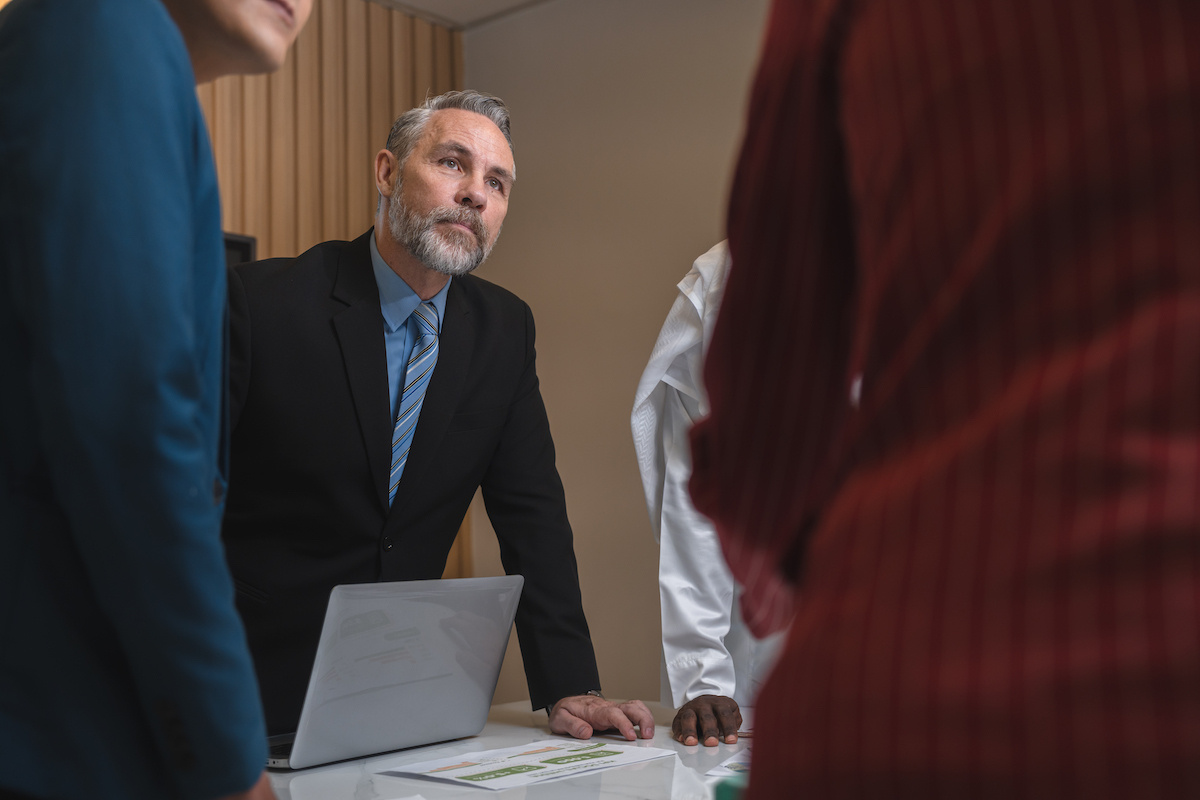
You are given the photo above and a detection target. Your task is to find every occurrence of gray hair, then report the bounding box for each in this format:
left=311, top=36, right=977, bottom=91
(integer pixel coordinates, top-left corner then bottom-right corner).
left=385, top=90, right=513, bottom=172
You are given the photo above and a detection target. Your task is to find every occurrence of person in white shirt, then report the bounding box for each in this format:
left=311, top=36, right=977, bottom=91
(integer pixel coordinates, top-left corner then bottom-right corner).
left=632, top=241, right=784, bottom=747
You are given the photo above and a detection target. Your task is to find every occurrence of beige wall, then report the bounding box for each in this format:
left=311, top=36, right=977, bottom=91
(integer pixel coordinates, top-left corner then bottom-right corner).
left=463, top=0, right=771, bottom=705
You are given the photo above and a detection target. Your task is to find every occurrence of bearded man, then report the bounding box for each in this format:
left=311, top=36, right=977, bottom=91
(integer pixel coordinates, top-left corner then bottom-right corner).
left=223, top=91, right=653, bottom=743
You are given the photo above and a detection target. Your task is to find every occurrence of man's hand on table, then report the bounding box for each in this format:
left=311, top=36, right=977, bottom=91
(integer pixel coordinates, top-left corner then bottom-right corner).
left=548, top=694, right=655, bottom=741
left=672, top=695, right=742, bottom=747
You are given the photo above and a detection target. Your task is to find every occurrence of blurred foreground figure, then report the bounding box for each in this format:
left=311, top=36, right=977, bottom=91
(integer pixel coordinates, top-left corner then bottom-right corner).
left=0, top=0, right=310, bottom=798
left=690, top=0, right=1200, bottom=796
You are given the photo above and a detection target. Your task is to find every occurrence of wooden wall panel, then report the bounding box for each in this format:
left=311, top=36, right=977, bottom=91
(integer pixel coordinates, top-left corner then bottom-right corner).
left=212, top=78, right=243, bottom=234
left=433, top=25, right=454, bottom=95
left=198, top=0, right=470, bottom=578
left=453, top=31, right=464, bottom=91
left=319, top=0, right=346, bottom=244
left=366, top=1, right=393, bottom=214
left=293, top=4, right=322, bottom=255
left=267, top=53, right=297, bottom=260
left=344, top=0, right=371, bottom=233
left=241, top=74, right=270, bottom=258
left=367, top=2, right=393, bottom=145
left=412, top=18, right=435, bottom=103
left=391, top=13, right=415, bottom=124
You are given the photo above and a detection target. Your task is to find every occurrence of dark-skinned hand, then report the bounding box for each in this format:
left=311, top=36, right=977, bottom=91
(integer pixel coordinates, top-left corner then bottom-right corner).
left=671, top=694, right=742, bottom=746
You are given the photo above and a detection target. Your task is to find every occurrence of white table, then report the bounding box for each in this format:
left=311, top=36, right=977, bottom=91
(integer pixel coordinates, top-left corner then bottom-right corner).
left=268, top=701, right=749, bottom=799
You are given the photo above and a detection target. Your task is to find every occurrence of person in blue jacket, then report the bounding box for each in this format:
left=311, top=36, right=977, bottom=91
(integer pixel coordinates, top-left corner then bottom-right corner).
left=0, top=0, right=310, bottom=798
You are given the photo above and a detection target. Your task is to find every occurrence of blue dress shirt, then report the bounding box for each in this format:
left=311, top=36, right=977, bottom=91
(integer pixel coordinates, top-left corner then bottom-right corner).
left=369, top=233, right=450, bottom=419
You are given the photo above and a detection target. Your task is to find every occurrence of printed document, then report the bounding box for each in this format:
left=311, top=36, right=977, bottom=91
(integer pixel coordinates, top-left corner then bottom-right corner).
left=378, top=739, right=675, bottom=790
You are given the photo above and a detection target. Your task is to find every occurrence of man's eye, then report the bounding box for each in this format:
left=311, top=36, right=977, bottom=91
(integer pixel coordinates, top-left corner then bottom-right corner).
left=442, top=158, right=458, bottom=169
left=488, top=178, right=502, bottom=190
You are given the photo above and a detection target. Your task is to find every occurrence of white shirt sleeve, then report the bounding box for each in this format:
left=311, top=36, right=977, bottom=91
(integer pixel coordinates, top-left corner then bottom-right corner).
left=634, top=242, right=783, bottom=708
left=656, top=374, right=741, bottom=705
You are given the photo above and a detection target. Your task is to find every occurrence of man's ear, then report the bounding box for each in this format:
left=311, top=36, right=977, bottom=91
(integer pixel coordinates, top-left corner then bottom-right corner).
left=375, top=149, right=398, bottom=198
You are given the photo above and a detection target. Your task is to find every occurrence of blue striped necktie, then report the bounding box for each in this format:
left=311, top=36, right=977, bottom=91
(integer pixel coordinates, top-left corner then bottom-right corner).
left=389, top=302, right=439, bottom=505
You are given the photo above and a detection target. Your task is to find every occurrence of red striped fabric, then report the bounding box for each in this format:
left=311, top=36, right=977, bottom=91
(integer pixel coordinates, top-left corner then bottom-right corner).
left=689, top=0, right=1200, bottom=795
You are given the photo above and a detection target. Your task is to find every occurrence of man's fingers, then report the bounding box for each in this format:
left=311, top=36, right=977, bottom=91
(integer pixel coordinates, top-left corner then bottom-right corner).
left=673, top=696, right=741, bottom=746
left=548, top=705, right=593, bottom=739
left=716, top=704, right=742, bottom=743
left=602, top=706, right=637, bottom=741
left=697, top=705, right=721, bottom=746
left=551, top=696, right=656, bottom=741
left=672, top=707, right=699, bottom=745
left=619, top=700, right=655, bottom=739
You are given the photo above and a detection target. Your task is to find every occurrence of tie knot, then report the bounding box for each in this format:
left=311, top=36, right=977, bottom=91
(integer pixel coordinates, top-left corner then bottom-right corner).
left=412, top=301, right=439, bottom=336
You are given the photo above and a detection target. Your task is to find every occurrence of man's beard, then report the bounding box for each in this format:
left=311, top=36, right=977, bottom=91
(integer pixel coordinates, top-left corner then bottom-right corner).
left=388, top=194, right=496, bottom=277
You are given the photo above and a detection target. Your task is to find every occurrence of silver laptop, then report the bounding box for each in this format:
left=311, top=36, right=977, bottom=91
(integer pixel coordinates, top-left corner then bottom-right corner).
left=267, top=575, right=524, bottom=770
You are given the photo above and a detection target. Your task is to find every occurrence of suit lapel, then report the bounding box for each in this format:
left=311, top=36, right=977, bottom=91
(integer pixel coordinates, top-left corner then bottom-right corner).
left=388, top=278, right=474, bottom=517
left=330, top=230, right=393, bottom=511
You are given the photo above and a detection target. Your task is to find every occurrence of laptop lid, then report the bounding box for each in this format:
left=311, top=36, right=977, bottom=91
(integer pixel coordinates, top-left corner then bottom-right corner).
left=272, top=575, right=524, bottom=770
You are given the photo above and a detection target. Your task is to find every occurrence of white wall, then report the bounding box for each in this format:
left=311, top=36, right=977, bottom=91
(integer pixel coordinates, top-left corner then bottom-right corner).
left=463, top=0, right=771, bottom=705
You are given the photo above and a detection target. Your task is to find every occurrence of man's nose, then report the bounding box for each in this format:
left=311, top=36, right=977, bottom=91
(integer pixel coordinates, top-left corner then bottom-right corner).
left=457, top=179, right=486, bottom=209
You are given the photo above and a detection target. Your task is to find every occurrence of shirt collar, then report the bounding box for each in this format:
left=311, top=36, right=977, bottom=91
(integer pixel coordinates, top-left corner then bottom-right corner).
left=370, top=231, right=450, bottom=332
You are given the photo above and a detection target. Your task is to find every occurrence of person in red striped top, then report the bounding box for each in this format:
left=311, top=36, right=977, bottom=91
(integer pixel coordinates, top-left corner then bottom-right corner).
left=689, top=0, right=1200, bottom=796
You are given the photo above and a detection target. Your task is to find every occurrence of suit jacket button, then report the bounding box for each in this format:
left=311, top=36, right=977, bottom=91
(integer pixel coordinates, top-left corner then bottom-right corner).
left=382, top=537, right=393, bottom=551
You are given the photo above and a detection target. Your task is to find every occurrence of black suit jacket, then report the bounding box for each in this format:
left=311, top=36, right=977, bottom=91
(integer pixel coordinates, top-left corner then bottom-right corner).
left=223, top=230, right=599, bottom=734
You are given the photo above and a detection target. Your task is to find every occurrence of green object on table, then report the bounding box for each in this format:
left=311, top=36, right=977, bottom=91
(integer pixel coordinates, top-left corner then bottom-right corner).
left=713, top=773, right=748, bottom=800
